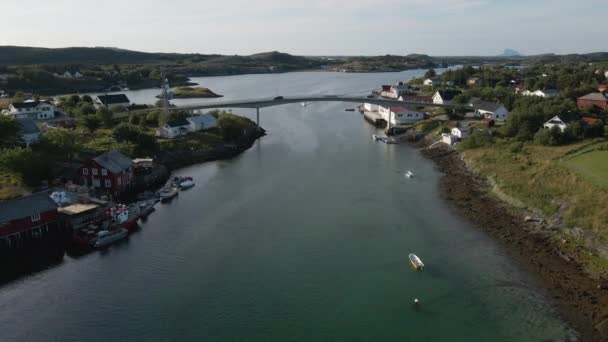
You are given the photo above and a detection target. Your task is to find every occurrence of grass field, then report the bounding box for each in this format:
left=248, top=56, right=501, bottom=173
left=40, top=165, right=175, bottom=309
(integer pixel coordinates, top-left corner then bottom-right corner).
left=462, top=139, right=608, bottom=238
left=565, top=150, right=608, bottom=188
left=462, top=139, right=608, bottom=273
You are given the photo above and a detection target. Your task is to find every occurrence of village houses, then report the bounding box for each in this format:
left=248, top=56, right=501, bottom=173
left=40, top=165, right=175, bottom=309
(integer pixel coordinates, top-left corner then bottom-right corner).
left=468, top=98, right=510, bottom=121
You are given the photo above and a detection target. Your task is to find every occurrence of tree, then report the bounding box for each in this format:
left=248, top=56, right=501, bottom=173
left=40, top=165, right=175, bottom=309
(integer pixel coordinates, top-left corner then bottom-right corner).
left=82, top=115, right=101, bottom=132
left=0, top=147, right=52, bottom=186
left=0, top=116, right=22, bottom=148
left=112, top=123, right=158, bottom=155
left=96, top=107, right=114, bottom=127
left=424, top=68, right=437, bottom=79
left=43, top=128, right=84, bottom=162
left=129, top=114, right=141, bottom=125
left=81, top=95, right=93, bottom=103
left=77, top=102, right=96, bottom=116
left=145, top=110, right=161, bottom=126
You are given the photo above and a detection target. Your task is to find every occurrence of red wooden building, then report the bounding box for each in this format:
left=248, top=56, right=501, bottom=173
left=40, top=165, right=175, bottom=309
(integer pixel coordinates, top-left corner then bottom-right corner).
left=577, top=93, right=608, bottom=110
left=79, top=150, right=134, bottom=197
left=0, top=193, right=59, bottom=249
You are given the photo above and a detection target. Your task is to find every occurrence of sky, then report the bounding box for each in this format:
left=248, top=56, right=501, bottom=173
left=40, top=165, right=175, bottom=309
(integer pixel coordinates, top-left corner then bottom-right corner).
left=1, top=0, right=606, bottom=56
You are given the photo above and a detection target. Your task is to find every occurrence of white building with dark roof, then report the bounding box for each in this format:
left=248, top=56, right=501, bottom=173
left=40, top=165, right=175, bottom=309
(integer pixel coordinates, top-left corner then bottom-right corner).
left=8, top=100, right=56, bottom=120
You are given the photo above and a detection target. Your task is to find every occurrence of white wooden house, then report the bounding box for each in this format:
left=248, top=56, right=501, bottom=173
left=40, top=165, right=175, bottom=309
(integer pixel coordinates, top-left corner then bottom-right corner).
left=8, top=100, right=56, bottom=120
left=378, top=106, right=424, bottom=125
left=187, top=114, right=217, bottom=131
left=543, top=113, right=581, bottom=132
left=432, top=90, right=461, bottom=105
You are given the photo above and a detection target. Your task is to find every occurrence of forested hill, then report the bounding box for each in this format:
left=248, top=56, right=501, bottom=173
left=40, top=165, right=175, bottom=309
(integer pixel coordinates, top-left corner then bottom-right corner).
left=0, top=46, right=194, bottom=65
left=0, top=46, right=316, bottom=66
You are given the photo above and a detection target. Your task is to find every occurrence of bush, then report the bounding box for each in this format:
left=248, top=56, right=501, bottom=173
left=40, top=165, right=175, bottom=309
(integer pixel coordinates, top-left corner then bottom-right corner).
left=459, top=130, right=493, bottom=149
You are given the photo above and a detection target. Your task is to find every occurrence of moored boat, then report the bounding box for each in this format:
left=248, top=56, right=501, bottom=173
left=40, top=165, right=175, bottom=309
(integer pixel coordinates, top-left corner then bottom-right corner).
left=179, top=180, right=195, bottom=190
left=93, top=228, right=128, bottom=248
left=159, top=187, right=178, bottom=202
left=405, top=171, right=414, bottom=178
left=138, top=200, right=157, bottom=219
left=409, top=253, right=424, bottom=270
left=108, top=204, right=140, bottom=232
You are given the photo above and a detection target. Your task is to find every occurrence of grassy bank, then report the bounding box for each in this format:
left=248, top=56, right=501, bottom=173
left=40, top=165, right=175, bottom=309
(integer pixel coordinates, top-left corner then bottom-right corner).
left=171, top=86, right=222, bottom=99
left=461, top=139, right=608, bottom=273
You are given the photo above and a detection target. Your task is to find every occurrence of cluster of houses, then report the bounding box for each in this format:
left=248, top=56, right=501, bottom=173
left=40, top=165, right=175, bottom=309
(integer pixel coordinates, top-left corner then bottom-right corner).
left=0, top=148, right=141, bottom=250
left=53, top=71, right=83, bottom=79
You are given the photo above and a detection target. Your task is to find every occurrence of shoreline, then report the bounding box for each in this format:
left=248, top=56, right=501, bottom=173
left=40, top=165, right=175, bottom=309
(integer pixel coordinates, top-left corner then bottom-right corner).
left=418, top=138, right=608, bottom=341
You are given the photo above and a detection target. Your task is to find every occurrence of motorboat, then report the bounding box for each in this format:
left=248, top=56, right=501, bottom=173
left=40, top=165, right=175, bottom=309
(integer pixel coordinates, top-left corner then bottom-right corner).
left=93, top=228, right=128, bottom=248
left=159, top=187, right=178, bottom=202
left=409, top=253, right=424, bottom=271
left=405, top=171, right=414, bottom=178
left=139, top=200, right=157, bottom=219
left=179, top=180, right=195, bottom=190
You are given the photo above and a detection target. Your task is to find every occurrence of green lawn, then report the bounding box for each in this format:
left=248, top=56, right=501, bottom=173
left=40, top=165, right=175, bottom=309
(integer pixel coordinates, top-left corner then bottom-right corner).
left=565, top=150, right=608, bottom=188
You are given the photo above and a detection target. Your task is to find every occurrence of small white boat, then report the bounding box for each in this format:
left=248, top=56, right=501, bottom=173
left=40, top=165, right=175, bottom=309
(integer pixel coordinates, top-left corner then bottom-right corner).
left=372, top=134, right=379, bottom=141
left=301, top=102, right=308, bottom=107
left=159, top=187, right=178, bottom=202
left=179, top=180, right=195, bottom=190
left=93, top=228, right=128, bottom=248
left=405, top=171, right=414, bottom=178
left=409, top=253, right=424, bottom=270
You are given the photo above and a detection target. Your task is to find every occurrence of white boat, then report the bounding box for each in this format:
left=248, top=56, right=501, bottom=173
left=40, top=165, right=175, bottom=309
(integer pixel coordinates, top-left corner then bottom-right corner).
left=372, top=134, right=379, bottom=141
left=409, top=253, right=424, bottom=270
left=301, top=102, right=308, bottom=107
left=179, top=180, right=195, bottom=190
left=405, top=171, right=414, bottom=178
left=159, top=187, right=178, bottom=202
left=93, top=228, right=128, bottom=248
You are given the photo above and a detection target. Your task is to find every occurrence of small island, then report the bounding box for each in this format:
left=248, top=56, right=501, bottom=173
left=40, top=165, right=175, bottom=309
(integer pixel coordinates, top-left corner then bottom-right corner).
left=170, top=86, right=223, bottom=99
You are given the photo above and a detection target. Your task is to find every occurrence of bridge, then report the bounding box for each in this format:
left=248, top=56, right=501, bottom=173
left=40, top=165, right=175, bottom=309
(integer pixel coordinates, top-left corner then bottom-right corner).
left=130, top=95, right=454, bottom=127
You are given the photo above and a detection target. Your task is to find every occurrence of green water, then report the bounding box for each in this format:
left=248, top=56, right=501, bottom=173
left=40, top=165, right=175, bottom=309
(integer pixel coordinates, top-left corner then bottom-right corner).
left=0, top=71, right=575, bottom=341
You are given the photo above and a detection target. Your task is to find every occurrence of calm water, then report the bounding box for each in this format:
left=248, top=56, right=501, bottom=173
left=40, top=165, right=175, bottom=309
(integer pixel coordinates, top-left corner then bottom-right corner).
left=0, top=71, right=576, bottom=341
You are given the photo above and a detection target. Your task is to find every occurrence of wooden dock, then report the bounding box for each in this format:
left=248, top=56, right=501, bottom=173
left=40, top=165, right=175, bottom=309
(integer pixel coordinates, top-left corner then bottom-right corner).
left=362, top=110, right=387, bottom=127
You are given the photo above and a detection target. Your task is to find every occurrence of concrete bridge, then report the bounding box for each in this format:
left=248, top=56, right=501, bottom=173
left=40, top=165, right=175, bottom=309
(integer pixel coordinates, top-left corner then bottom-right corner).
left=131, top=95, right=454, bottom=127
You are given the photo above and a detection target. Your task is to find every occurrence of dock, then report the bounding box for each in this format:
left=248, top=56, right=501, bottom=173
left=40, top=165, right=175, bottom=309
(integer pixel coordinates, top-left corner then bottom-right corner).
left=362, top=110, right=387, bottom=127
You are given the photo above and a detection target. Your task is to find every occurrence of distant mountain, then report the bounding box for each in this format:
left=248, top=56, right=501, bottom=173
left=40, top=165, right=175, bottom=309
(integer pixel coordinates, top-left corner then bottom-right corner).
left=499, top=49, right=522, bottom=57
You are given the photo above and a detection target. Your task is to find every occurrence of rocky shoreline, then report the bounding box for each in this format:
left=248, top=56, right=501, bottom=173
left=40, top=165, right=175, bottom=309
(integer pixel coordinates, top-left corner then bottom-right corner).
left=419, top=140, right=608, bottom=342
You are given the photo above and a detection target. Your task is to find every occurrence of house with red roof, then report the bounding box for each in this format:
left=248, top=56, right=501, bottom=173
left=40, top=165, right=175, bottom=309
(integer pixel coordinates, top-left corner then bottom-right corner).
left=577, top=93, right=608, bottom=110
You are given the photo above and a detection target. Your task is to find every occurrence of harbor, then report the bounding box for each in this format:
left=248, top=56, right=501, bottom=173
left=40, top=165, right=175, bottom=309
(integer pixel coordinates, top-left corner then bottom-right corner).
left=0, top=70, right=576, bottom=342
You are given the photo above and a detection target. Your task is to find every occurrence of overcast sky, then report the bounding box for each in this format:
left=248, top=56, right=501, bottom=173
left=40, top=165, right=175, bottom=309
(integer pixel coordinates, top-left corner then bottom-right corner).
left=1, top=0, right=606, bottom=56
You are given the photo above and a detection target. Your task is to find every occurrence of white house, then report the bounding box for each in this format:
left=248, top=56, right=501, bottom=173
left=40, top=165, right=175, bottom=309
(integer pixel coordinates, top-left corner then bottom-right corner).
left=605, top=71, right=608, bottom=79
left=157, top=114, right=218, bottom=139
left=525, top=89, right=560, bottom=98
left=424, top=78, right=440, bottom=86
left=432, top=90, right=462, bottom=105
left=363, top=103, right=379, bottom=112
left=95, top=94, right=131, bottom=109
left=469, top=99, right=509, bottom=121
left=187, top=114, right=217, bottom=131
left=378, top=106, right=424, bottom=125
left=156, top=118, right=190, bottom=139
left=16, top=118, right=41, bottom=146
left=543, top=113, right=581, bottom=132
left=451, top=126, right=469, bottom=139
left=442, top=133, right=455, bottom=145
left=8, top=100, right=56, bottom=120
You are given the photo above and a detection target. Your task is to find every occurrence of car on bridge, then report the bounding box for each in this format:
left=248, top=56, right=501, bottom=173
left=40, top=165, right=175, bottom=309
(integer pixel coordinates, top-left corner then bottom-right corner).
left=274, top=96, right=284, bottom=100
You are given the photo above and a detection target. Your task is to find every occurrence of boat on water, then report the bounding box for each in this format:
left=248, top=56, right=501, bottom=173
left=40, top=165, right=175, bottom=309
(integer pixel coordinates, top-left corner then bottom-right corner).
left=409, top=253, right=424, bottom=270
left=345, top=108, right=355, bottom=112
left=93, top=228, right=128, bottom=248
left=405, top=171, right=415, bottom=178
left=138, top=200, right=157, bottom=219
left=108, top=204, right=140, bottom=232
left=159, top=187, right=178, bottom=202
left=179, top=180, right=195, bottom=190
